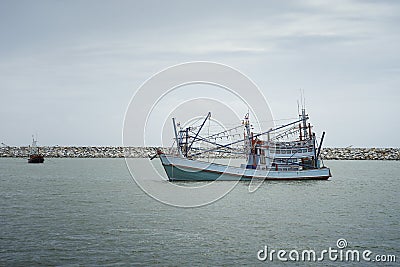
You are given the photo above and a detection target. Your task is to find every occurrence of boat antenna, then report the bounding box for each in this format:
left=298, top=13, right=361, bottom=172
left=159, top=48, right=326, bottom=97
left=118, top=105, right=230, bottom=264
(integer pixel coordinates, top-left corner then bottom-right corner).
left=299, top=89, right=302, bottom=109
left=299, top=88, right=306, bottom=110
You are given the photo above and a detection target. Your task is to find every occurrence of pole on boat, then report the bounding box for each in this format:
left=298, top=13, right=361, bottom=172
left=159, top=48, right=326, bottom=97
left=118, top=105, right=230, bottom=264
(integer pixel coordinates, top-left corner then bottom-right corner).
left=312, top=132, right=317, bottom=168
left=301, top=109, right=308, bottom=140
left=187, top=112, right=211, bottom=153
left=185, top=127, right=189, bottom=157
left=172, top=118, right=181, bottom=156
left=316, top=131, right=326, bottom=160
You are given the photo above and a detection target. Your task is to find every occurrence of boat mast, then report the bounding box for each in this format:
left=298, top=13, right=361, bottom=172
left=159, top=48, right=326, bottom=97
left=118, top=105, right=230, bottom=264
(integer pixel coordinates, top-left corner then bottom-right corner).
left=32, top=135, right=37, bottom=147
left=30, top=135, right=38, bottom=155
left=172, top=118, right=182, bottom=156
left=243, top=113, right=253, bottom=166
left=301, top=108, right=308, bottom=140
left=243, top=113, right=251, bottom=152
left=299, top=90, right=309, bottom=141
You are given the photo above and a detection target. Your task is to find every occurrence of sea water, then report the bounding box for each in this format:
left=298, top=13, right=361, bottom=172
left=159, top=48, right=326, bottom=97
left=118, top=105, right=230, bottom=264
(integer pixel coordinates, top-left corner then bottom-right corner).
left=0, top=158, right=399, bottom=266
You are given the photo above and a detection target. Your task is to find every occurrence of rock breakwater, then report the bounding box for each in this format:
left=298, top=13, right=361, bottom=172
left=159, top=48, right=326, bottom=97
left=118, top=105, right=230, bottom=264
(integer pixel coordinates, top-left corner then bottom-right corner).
left=321, top=147, right=400, bottom=160
left=0, top=146, right=158, bottom=158
left=0, top=146, right=399, bottom=160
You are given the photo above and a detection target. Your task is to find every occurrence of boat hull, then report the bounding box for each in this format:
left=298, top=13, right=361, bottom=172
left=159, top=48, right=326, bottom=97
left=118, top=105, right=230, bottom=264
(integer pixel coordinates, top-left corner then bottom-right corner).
left=159, top=154, right=331, bottom=181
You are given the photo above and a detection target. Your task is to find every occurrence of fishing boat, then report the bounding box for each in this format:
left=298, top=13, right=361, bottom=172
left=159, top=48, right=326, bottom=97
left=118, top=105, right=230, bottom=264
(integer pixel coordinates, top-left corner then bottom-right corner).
left=28, top=136, right=44, bottom=163
left=153, top=106, right=331, bottom=181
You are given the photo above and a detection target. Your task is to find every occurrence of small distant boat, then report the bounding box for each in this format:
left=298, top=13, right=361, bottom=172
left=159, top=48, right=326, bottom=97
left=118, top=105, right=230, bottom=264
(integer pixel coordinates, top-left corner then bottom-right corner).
left=153, top=105, right=331, bottom=181
left=28, top=136, right=44, bottom=163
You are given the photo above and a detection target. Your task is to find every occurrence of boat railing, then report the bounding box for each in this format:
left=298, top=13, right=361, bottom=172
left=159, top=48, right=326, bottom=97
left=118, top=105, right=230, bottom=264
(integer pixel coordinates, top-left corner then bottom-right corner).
left=269, top=147, right=313, bottom=154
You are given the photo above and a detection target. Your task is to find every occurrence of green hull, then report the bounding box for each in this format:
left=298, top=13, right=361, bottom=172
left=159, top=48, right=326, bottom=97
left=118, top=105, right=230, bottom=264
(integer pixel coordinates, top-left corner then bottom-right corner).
left=163, top=165, right=247, bottom=181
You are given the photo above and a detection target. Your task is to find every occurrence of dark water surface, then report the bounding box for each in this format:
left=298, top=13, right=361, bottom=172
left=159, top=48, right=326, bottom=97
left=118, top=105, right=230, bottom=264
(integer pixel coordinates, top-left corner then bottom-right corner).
left=1, top=159, right=399, bottom=266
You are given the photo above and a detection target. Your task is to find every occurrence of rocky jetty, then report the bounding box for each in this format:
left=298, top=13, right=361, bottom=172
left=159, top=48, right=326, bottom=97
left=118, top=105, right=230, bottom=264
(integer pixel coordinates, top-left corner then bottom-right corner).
left=320, top=147, right=400, bottom=160
left=0, top=146, right=399, bottom=160
left=0, top=146, right=159, bottom=158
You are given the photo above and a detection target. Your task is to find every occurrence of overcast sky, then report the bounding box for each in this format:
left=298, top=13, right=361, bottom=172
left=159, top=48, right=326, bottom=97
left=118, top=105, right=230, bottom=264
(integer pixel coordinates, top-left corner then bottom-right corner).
left=1, top=0, right=399, bottom=147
